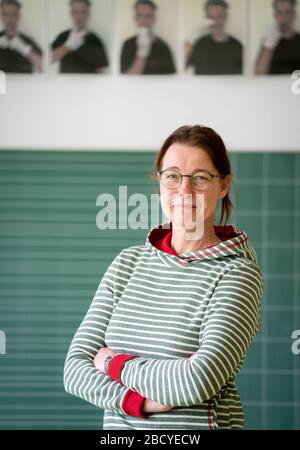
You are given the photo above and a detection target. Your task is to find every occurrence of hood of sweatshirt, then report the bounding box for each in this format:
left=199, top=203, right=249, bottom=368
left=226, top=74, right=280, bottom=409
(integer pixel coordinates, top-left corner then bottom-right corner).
left=145, top=222, right=259, bottom=269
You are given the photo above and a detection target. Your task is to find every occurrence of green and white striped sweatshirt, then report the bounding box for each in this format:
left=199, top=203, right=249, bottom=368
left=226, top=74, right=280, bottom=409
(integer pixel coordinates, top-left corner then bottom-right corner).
left=63, top=223, right=263, bottom=430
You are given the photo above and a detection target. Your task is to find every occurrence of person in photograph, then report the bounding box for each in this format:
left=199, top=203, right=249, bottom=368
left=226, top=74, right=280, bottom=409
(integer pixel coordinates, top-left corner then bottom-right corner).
left=51, top=0, right=109, bottom=74
left=63, top=124, right=263, bottom=430
left=121, top=0, right=176, bottom=75
left=186, top=0, right=243, bottom=75
left=0, top=0, right=43, bottom=73
left=255, top=0, right=300, bottom=75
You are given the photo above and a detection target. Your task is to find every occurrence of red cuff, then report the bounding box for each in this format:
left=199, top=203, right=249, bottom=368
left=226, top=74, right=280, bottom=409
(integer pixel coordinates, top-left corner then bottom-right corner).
left=107, top=354, right=139, bottom=385
left=122, top=389, right=149, bottom=418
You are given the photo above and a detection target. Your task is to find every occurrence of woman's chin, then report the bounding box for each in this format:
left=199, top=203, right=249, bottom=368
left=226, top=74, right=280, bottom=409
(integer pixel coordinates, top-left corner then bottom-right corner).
left=172, top=217, right=198, bottom=231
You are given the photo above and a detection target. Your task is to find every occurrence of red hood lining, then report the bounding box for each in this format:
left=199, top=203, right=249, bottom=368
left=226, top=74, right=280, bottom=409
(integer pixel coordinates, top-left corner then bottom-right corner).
left=149, top=223, right=242, bottom=254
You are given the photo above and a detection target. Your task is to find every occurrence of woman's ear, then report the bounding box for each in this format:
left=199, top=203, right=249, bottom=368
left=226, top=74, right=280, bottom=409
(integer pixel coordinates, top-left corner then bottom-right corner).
left=219, top=175, right=231, bottom=200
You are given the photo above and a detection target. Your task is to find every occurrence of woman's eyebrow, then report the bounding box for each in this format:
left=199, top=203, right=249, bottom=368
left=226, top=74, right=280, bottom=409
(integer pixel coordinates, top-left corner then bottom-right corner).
left=163, top=166, right=180, bottom=171
left=163, top=166, right=210, bottom=172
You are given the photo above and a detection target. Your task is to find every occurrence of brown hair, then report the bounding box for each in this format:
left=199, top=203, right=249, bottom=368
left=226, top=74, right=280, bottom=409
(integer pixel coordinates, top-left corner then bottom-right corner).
left=273, top=0, right=297, bottom=8
left=70, top=0, right=91, bottom=7
left=134, top=0, right=157, bottom=11
left=151, top=125, right=236, bottom=225
left=205, top=0, right=228, bottom=10
left=0, top=0, right=21, bottom=9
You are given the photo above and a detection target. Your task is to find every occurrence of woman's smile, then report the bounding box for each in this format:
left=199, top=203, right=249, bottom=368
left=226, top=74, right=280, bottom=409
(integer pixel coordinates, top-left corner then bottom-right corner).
left=172, top=204, right=196, bottom=207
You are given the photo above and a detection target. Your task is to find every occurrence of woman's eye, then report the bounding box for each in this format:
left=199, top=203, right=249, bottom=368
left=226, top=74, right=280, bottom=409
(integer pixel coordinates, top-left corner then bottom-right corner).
left=194, top=174, right=209, bottom=182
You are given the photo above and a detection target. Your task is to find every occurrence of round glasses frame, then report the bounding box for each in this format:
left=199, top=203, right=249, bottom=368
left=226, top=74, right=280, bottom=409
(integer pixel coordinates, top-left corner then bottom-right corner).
left=158, top=169, right=224, bottom=191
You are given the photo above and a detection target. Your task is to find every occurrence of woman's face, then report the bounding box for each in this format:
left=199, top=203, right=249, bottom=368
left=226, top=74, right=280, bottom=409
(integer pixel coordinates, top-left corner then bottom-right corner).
left=158, top=143, right=231, bottom=231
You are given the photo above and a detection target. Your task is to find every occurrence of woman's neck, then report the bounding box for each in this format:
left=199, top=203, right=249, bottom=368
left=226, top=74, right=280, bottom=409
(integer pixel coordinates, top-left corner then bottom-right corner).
left=170, top=222, right=223, bottom=255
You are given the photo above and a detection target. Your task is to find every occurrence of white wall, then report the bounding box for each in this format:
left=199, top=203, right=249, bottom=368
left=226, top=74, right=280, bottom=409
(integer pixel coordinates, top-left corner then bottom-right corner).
left=1, top=74, right=299, bottom=151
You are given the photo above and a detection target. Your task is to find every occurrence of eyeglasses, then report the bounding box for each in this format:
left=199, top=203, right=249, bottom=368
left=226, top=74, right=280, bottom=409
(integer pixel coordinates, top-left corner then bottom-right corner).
left=158, top=169, right=224, bottom=191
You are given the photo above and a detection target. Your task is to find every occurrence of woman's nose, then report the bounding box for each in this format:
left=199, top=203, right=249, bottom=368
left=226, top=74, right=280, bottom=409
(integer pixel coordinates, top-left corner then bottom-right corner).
left=177, top=176, right=194, bottom=195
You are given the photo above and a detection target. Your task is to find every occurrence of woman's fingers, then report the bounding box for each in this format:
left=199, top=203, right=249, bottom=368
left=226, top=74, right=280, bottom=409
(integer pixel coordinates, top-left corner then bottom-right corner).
left=93, top=346, right=115, bottom=372
left=142, top=398, right=175, bottom=414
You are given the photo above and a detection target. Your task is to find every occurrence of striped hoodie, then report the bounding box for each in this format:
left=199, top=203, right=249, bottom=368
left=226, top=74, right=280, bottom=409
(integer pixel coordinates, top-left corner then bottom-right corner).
left=63, top=222, right=263, bottom=430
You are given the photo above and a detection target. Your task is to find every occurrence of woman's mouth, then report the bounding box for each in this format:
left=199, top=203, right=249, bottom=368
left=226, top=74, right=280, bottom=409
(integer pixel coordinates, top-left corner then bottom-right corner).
left=172, top=204, right=196, bottom=208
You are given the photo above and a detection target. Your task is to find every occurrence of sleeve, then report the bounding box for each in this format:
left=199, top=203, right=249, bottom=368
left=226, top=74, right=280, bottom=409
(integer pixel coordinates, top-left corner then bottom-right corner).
left=76, top=34, right=109, bottom=68
left=236, top=42, right=243, bottom=74
left=63, top=251, right=148, bottom=418
left=187, top=44, right=197, bottom=68
left=120, top=39, right=135, bottom=73
left=31, top=41, right=42, bottom=56
left=108, top=263, right=263, bottom=407
left=51, top=31, right=68, bottom=50
left=159, top=43, right=176, bottom=74
left=21, top=34, right=42, bottom=55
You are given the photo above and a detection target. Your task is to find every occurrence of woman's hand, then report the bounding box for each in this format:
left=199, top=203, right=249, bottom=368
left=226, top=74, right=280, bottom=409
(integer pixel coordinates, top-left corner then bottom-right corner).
left=93, top=346, right=116, bottom=373
left=93, top=348, right=197, bottom=409
left=141, top=352, right=197, bottom=414
left=142, top=398, right=175, bottom=414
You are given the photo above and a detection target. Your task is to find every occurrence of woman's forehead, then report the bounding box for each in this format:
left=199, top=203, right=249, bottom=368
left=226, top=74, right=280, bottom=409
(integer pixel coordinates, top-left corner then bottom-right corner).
left=162, top=143, right=212, bottom=166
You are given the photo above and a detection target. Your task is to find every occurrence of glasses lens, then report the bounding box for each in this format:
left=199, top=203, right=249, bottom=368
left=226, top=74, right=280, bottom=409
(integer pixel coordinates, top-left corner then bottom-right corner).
left=161, top=170, right=181, bottom=188
left=190, top=172, right=212, bottom=189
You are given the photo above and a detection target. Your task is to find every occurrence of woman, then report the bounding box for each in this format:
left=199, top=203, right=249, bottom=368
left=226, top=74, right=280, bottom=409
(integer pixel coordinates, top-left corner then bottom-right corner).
left=63, top=125, right=263, bottom=430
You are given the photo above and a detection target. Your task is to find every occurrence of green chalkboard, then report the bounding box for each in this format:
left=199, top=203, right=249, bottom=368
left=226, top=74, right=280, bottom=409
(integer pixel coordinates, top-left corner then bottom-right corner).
left=0, top=150, right=299, bottom=430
